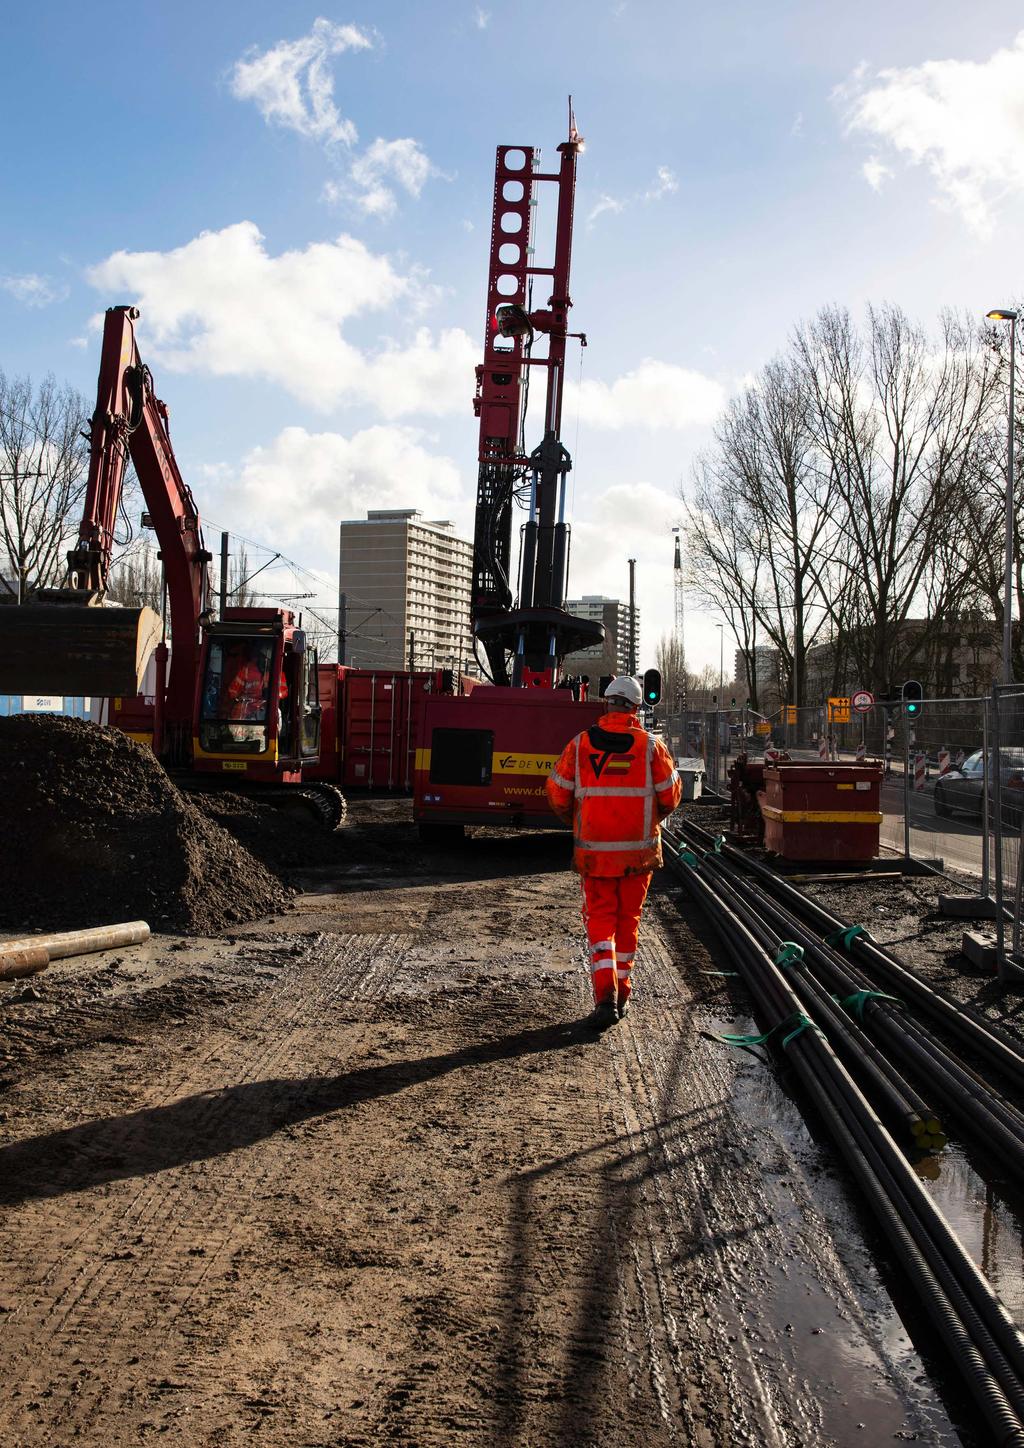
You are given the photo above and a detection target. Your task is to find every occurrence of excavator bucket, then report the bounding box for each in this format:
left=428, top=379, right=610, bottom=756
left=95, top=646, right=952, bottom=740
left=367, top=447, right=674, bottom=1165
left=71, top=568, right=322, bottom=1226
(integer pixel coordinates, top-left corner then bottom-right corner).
left=0, top=602, right=162, bottom=698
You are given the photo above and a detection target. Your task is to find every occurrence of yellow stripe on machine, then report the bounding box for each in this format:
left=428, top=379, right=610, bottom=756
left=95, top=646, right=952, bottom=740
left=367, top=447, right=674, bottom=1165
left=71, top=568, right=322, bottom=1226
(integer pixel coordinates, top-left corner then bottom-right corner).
left=760, top=805, right=883, bottom=824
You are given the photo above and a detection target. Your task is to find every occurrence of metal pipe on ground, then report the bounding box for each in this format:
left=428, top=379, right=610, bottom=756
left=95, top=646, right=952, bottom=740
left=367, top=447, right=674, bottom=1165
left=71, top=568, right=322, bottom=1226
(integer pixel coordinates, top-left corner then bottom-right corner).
left=665, top=837, right=1024, bottom=1438
left=0, top=921, right=150, bottom=964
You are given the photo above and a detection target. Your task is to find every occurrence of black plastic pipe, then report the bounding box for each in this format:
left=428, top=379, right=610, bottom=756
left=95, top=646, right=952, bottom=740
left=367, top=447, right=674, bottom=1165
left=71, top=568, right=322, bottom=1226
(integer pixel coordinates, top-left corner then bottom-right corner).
left=665, top=836, right=1024, bottom=1434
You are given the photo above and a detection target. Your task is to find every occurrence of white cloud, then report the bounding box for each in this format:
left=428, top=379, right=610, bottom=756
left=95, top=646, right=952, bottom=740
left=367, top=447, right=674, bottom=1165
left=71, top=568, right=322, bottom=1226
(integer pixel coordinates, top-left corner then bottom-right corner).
left=642, top=165, right=678, bottom=202
left=862, top=155, right=893, bottom=191
left=474, top=7, right=490, bottom=28
left=587, top=165, right=679, bottom=228
left=0, top=273, right=67, bottom=307
left=86, top=221, right=475, bottom=416
left=568, top=360, right=725, bottom=431
left=791, top=112, right=804, bottom=138
left=205, top=424, right=463, bottom=561
left=363, top=327, right=478, bottom=419
left=347, top=137, right=438, bottom=217
left=229, top=17, right=372, bottom=147
left=838, top=31, right=1024, bottom=235
left=586, top=194, right=625, bottom=227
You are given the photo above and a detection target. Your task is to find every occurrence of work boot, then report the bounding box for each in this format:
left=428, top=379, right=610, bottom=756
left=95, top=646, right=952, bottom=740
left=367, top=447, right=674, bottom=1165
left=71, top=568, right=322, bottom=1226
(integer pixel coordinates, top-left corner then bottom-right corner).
left=589, top=997, right=619, bottom=1031
left=618, top=997, right=630, bottom=1019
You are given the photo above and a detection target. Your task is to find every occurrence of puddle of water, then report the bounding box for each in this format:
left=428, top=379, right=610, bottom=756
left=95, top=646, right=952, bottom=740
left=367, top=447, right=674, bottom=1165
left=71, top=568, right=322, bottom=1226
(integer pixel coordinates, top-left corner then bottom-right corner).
left=914, top=1141, right=1024, bottom=1323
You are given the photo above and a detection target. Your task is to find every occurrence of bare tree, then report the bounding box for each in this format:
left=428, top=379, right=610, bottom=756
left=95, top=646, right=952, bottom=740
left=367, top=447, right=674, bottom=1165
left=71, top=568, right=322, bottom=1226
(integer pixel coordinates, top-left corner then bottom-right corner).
left=795, top=305, right=1000, bottom=691
left=685, top=356, right=835, bottom=707
left=0, top=370, right=90, bottom=601
left=107, top=540, right=163, bottom=611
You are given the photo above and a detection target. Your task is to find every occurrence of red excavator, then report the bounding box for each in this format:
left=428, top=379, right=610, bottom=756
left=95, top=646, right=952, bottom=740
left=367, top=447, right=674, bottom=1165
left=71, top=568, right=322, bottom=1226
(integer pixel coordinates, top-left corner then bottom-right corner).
left=0, top=305, right=343, bottom=827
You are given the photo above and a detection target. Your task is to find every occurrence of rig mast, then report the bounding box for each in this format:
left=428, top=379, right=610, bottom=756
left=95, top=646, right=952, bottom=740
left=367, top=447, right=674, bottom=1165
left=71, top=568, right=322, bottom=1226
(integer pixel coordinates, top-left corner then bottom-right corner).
left=470, top=113, right=601, bottom=687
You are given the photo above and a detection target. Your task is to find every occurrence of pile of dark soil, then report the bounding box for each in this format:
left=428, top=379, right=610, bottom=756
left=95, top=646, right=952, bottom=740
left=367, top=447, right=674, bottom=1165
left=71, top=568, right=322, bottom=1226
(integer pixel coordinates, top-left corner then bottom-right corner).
left=0, top=715, right=287, bottom=934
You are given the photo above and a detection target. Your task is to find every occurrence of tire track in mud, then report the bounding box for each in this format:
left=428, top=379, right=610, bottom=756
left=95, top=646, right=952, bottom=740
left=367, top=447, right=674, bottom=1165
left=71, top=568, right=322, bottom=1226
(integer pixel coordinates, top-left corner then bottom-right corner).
left=0, top=932, right=409, bottom=1444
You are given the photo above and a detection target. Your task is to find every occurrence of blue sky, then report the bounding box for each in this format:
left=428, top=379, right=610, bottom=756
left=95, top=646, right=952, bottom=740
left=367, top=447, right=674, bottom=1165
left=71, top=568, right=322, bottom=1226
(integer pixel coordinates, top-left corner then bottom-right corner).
left=2, top=1, right=1022, bottom=668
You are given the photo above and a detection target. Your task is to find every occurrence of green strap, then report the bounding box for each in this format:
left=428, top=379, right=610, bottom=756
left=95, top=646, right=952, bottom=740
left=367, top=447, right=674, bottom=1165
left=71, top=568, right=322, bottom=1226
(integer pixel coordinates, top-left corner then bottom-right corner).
left=714, top=1009, right=821, bottom=1051
left=774, top=941, right=804, bottom=969
left=780, top=1013, right=821, bottom=1048
left=713, top=834, right=725, bottom=853
left=839, top=989, right=902, bottom=1021
left=699, top=969, right=740, bottom=977
left=825, top=923, right=867, bottom=951
left=678, top=849, right=702, bottom=868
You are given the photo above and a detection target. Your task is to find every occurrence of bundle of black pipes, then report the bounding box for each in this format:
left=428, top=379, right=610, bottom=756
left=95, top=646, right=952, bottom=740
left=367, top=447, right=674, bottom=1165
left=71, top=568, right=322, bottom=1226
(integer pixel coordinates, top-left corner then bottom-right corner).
left=697, top=821, right=1024, bottom=1095
left=672, top=818, right=1024, bottom=1185
left=662, top=825, right=1024, bottom=1444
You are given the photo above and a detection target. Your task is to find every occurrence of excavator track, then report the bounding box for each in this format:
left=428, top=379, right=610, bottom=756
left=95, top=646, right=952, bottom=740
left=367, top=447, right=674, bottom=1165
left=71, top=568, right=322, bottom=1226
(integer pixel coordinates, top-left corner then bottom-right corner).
left=174, top=776, right=347, bottom=832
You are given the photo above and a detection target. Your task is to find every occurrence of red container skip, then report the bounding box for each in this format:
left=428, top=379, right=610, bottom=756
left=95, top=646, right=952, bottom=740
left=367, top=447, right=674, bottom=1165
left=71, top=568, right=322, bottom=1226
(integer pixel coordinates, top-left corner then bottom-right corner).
left=309, top=666, right=435, bottom=790
left=760, top=761, right=883, bottom=862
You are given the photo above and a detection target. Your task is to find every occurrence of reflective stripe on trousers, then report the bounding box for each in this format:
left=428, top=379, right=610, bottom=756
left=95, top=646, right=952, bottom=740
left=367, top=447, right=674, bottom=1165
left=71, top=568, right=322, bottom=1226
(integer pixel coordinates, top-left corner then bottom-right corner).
left=580, top=874, right=652, bottom=1005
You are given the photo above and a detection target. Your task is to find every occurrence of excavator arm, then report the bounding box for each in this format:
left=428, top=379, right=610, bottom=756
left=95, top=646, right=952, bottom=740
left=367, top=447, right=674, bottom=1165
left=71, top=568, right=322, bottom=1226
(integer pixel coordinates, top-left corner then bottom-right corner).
left=0, top=306, right=210, bottom=711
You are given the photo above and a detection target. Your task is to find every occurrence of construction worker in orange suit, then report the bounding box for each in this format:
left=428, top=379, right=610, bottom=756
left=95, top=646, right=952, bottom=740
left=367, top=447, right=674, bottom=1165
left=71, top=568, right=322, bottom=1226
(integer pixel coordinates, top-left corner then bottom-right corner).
left=546, top=676, right=682, bottom=1030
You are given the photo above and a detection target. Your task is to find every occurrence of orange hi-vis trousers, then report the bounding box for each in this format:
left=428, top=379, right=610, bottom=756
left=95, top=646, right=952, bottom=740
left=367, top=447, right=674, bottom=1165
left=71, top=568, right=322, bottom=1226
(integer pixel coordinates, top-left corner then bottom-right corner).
left=581, top=873, right=653, bottom=1006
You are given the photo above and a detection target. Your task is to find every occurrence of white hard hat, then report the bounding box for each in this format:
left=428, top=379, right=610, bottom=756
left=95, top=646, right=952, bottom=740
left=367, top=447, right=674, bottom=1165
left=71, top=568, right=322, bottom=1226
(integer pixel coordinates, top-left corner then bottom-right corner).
left=604, top=675, right=642, bottom=706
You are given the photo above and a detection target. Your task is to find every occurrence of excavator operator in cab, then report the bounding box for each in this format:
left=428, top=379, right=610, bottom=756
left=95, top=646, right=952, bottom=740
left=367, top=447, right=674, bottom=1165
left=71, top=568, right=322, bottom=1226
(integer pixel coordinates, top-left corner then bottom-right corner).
left=225, top=648, right=270, bottom=721
left=546, top=675, right=682, bottom=1031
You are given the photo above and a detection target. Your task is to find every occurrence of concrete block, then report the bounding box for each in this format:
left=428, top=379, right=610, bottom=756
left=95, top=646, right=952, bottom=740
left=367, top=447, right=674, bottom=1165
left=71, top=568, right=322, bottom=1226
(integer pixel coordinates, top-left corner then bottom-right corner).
left=961, top=930, right=998, bottom=972
left=938, top=894, right=998, bottom=920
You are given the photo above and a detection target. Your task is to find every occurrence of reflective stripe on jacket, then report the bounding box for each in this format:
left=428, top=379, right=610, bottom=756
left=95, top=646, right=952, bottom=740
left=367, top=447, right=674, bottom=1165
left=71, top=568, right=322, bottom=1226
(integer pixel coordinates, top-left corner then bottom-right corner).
left=545, top=711, right=683, bottom=877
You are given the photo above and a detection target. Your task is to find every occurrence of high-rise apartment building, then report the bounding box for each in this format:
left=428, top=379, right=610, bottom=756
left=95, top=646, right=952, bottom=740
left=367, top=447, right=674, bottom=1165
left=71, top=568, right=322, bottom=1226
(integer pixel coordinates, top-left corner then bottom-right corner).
left=338, top=510, right=474, bottom=671
left=562, top=596, right=638, bottom=679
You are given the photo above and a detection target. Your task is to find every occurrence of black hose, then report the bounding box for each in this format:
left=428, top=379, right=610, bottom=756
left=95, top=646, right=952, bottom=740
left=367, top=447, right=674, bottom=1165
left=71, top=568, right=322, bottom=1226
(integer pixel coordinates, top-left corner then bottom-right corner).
left=685, top=831, right=1024, bottom=1166
left=695, top=824, right=1024, bottom=1094
left=665, top=837, right=1024, bottom=1433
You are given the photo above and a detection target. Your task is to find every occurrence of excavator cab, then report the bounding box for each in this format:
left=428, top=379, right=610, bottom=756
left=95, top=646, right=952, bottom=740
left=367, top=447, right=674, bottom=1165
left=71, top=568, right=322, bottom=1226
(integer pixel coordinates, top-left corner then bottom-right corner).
left=193, top=608, right=320, bottom=784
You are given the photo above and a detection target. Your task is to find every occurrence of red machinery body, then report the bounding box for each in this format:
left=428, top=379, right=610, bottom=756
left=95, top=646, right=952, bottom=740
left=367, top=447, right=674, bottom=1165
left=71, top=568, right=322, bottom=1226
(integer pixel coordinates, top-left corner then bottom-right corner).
left=309, top=665, right=438, bottom=791
left=413, top=686, right=603, bottom=829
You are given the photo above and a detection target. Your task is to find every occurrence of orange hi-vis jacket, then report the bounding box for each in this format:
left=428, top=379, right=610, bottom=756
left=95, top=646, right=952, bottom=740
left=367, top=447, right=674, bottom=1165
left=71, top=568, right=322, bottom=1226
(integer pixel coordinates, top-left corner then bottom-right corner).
left=546, top=712, right=683, bottom=877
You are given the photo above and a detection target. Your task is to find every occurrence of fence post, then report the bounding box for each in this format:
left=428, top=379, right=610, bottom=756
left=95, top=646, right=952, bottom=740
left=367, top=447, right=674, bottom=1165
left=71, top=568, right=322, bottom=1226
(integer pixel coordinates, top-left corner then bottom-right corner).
left=903, top=712, right=911, bottom=861
left=993, top=685, right=1006, bottom=980
left=982, top=697, right=991, bottom=900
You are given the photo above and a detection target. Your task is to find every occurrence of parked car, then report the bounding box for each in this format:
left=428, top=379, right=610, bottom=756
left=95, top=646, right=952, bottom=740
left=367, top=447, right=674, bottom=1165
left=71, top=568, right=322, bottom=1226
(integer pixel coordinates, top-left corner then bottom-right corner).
left=933, top=748, right=1024, bottom=824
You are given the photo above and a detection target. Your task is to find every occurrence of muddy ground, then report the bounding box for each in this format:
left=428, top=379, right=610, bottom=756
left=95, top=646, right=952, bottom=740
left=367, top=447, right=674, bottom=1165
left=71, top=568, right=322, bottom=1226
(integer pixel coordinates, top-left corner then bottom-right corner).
left=0, top=798, right=976, bottom=1446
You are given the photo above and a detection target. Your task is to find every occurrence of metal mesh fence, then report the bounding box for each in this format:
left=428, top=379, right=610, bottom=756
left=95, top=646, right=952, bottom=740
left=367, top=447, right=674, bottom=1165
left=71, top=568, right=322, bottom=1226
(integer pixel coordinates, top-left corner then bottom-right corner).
left=992, top=687, right=1024, bottom=975
left=886, top=698, right=991, bottom=886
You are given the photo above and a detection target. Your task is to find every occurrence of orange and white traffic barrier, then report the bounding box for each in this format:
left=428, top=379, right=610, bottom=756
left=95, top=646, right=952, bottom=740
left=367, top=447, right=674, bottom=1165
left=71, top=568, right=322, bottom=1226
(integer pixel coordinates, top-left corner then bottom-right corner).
left=938, top=747, right=951, bottom=776
left=818, top=735, right=828, bottom=760
left=856, top=740, right=866, bottom=762
left=914, top=753, right=927, bottom=791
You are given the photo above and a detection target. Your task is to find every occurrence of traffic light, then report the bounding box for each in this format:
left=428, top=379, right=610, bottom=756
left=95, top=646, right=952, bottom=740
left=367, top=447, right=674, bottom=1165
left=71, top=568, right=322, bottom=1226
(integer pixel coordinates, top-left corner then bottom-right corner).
left=642, top=667, right=662, bottom=706
left=901, top=680, right=924, bottom=719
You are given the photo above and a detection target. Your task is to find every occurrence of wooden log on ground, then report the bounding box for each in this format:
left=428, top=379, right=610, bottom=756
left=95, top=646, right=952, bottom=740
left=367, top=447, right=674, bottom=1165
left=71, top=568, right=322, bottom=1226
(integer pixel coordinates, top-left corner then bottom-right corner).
left=0, top=921, right=150, bottom=963
left=0, top=947, right=50, bottom=981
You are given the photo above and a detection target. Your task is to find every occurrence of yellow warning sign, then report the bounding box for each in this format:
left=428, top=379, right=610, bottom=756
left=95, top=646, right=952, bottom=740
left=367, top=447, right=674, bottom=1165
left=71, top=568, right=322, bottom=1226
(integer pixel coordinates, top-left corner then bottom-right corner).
left=827, top=696, right=851, bottom=724
left=754, top=722, right=772, bottom=735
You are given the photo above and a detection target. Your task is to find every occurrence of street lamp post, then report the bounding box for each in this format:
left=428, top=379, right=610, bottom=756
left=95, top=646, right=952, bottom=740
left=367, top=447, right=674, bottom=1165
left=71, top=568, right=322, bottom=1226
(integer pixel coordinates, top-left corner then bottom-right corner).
left=987, top=307, right=1018, bottom=685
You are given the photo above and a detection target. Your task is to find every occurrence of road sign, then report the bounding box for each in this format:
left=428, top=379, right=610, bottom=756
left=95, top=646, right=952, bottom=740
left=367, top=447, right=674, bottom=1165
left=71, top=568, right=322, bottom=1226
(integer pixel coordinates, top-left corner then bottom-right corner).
left=754, top=721, right=772, bottom=736
left=827, top=696, right=851, bottom=724
left=851, top=690, right=874, bottom=713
